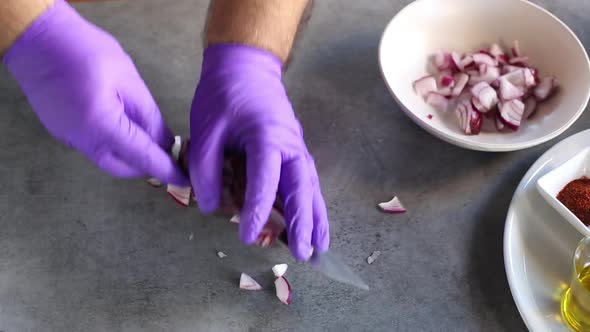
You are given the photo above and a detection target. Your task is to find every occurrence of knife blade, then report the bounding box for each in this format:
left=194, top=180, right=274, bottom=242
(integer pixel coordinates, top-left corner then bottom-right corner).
left=178, top=147, right=369, bottom=290
left=278, top=231, right=370, bottom=290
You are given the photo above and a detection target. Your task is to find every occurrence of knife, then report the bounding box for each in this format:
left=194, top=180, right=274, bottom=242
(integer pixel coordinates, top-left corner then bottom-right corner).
left=179, top=145, right=369, bottom=290
left=277, top=231, right=370, bottom=291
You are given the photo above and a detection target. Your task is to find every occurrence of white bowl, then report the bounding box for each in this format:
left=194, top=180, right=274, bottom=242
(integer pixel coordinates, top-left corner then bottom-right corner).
left=379, top=0, right=590, bottom=152
left=537, top=147, right=590, bottom=237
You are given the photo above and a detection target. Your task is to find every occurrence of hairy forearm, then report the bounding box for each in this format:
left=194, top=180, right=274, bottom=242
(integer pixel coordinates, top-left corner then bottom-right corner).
left=0, top=0, right=55, bottom=55
left=205, top=0, right=311, bottom=63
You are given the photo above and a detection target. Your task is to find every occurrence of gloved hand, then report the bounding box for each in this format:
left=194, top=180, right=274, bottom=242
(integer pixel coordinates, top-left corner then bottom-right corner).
left=189, top=44, right=330, bottom=261
left=3, top=0, right=187, bottom=186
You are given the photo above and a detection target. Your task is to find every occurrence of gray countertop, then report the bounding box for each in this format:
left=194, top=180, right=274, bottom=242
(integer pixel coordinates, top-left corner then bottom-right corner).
left=1, top=0, right=588, bottom=331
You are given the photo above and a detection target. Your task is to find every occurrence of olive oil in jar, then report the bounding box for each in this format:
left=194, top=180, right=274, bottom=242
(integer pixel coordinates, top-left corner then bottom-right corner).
left=562, top=265, right=590, bottom=331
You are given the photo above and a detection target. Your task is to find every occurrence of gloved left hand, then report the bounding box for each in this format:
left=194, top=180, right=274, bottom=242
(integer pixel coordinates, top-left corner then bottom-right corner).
left=3, top=0, right=187, bottom=186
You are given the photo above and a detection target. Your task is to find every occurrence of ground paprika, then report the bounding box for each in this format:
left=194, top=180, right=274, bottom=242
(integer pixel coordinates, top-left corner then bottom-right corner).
left=557, top=176, right=590, bottom=225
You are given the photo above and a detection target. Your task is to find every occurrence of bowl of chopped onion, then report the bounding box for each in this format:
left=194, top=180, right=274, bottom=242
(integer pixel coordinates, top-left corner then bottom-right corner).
left=379, top=0, right=590, bottom=151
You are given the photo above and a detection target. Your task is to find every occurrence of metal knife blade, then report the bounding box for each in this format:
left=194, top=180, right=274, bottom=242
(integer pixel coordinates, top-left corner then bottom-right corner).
left=183, top=150, right=369, bottom=290
left=278, top=231, right=369, bottom=290
left=310, top=250, right=370, bottom=290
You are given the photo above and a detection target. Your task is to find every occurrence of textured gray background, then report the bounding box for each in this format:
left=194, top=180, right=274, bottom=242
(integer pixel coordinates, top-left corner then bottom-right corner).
left=0, top=0, right=588, bottom=331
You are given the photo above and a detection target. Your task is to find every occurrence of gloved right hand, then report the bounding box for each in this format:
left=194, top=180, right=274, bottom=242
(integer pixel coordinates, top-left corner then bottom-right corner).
left=3, top=0, right=187, bottom=186
left=188, top=45, right=330, bottom=261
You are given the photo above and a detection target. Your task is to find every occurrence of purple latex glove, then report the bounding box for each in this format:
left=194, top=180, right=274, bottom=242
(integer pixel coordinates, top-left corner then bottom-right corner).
left=3, top=0, right=187, bottom=186
left=189, top=45, right=330, bottom=260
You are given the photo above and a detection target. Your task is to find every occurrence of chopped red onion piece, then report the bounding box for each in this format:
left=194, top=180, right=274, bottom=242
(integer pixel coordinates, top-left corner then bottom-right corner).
left=230, top=214, right=240, bottom=224
left=523, top=97, right=538, bottom=119
left=275, top=277, right=292, bottom=305
left=426, top=93, right=449, bottom=112
left=460, top=55, right=474, bottom=69
left=489, top=43, right=504, bottom=57
left=167, top=185, right=191, bottom=207
left=509, top=56, right=529, bottom=66
left=524, top=69, right=536, bottom=88
left=452, top=73, right=469, bottom=96
left=512, top=40, right=521, bottom=57
left=534, top=77, right=558, bottom=101
left=434, top=50, right=452, bottom=70
left=471, top=82, right=498, bottom=111
left=502, top=65, right=522, bottom=74
left=240, top=273, right=262, bottom=291
left=440, top=75, right=455, bottom=87
left=501, top=69, right=533, bottom=88
left=472, top=53, right=496, bottom=67
left=167, top=136, right=192, bottom=207
left=498, top=54, right=509, bottom=65
left=499, top=78, right=524, bottom=100
left=378, top=196, right=406, bottom=214
left=413, top=76, right=437, bottom=98
left=477, top=65, right=500, bottom=84
left=272, top=264, right=289, bottom=278
left=367, top=251, right=381, bottom=265
left=455, top=99, right=482, bottom=135
left=147, top=177, right=162, bottom=188
left=450, top=51, right=463, bottom=72
left=472, top=97, right=486, bottom=113
left=495, top=112, right=505, bottom=131
left=500, top=99, right=525, bottom=130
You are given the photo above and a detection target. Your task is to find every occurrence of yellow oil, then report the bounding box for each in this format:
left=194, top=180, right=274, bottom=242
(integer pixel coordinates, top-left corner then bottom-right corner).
left=562, top=266, right=590, bottom=331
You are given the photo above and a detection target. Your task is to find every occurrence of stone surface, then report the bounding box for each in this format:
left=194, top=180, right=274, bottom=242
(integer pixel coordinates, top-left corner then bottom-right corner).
left=1, top=0, right=587, bottom=330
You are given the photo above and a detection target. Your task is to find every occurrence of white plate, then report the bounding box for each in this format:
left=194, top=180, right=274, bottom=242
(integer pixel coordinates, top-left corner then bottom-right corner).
left=504, top=130, right=590, bottom=331
left=537, top=148, right=590, bottom=237
left=379, top=0, right=590, bottom=152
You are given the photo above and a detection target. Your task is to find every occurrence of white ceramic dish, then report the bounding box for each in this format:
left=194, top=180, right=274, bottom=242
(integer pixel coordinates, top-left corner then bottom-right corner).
left=379, top=0, right=590, bottom=152
left=504, top=130, right=590, bottom=331
left=537, top=148, right=590, bottom=237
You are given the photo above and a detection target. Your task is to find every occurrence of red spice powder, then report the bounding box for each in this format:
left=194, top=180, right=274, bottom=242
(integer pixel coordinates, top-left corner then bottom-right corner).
left=557, top=176, right=590, bottom=225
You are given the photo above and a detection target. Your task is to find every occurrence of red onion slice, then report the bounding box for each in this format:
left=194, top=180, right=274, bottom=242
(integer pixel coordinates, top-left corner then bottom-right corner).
left=460, top=54, right=474, bottom=69
left=495, top=111, right=506, bottom=131
left=275, top=277, right=292, bottom=305
left=455, top=99, right=482, bottom=135
left=240, top=273, right=262, bottom=291
left=426, top=93, right=449, bottom=112
left=378, top=196, right=406, bottom=214
left=534, top=77, right=558, bottom=101
left=167, top=185, right=192, bottom=207
left=523, top=97, right=538, bottom=119
left=489, top=43, right=504, bottom=58
left=509, top=56, right=529, bottom=66
left=512, top=40, right=521, bottom=57
left=472, top=53, right=496, bottom=67
left=367, top=251, right=381, bottom=265
left=434, top=50, right=452, bottom=70
left=499, top=99, right=525, bottom=130
left=413, top=76, right=437, bottom=99
left=452, top=73, right=469, bottom=96
left=499, top=78, right=524, bottom=100
left=272, top=264, right=289, bottom=278
left=229, top=214, right=240, bottom=224
left=147, top=178, right=162, bottom=187
left=471, top=82, right=498, bottom=111
left=440, top=75, right=455, bottom=87
left=450, top=51, right=463, bottom=72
